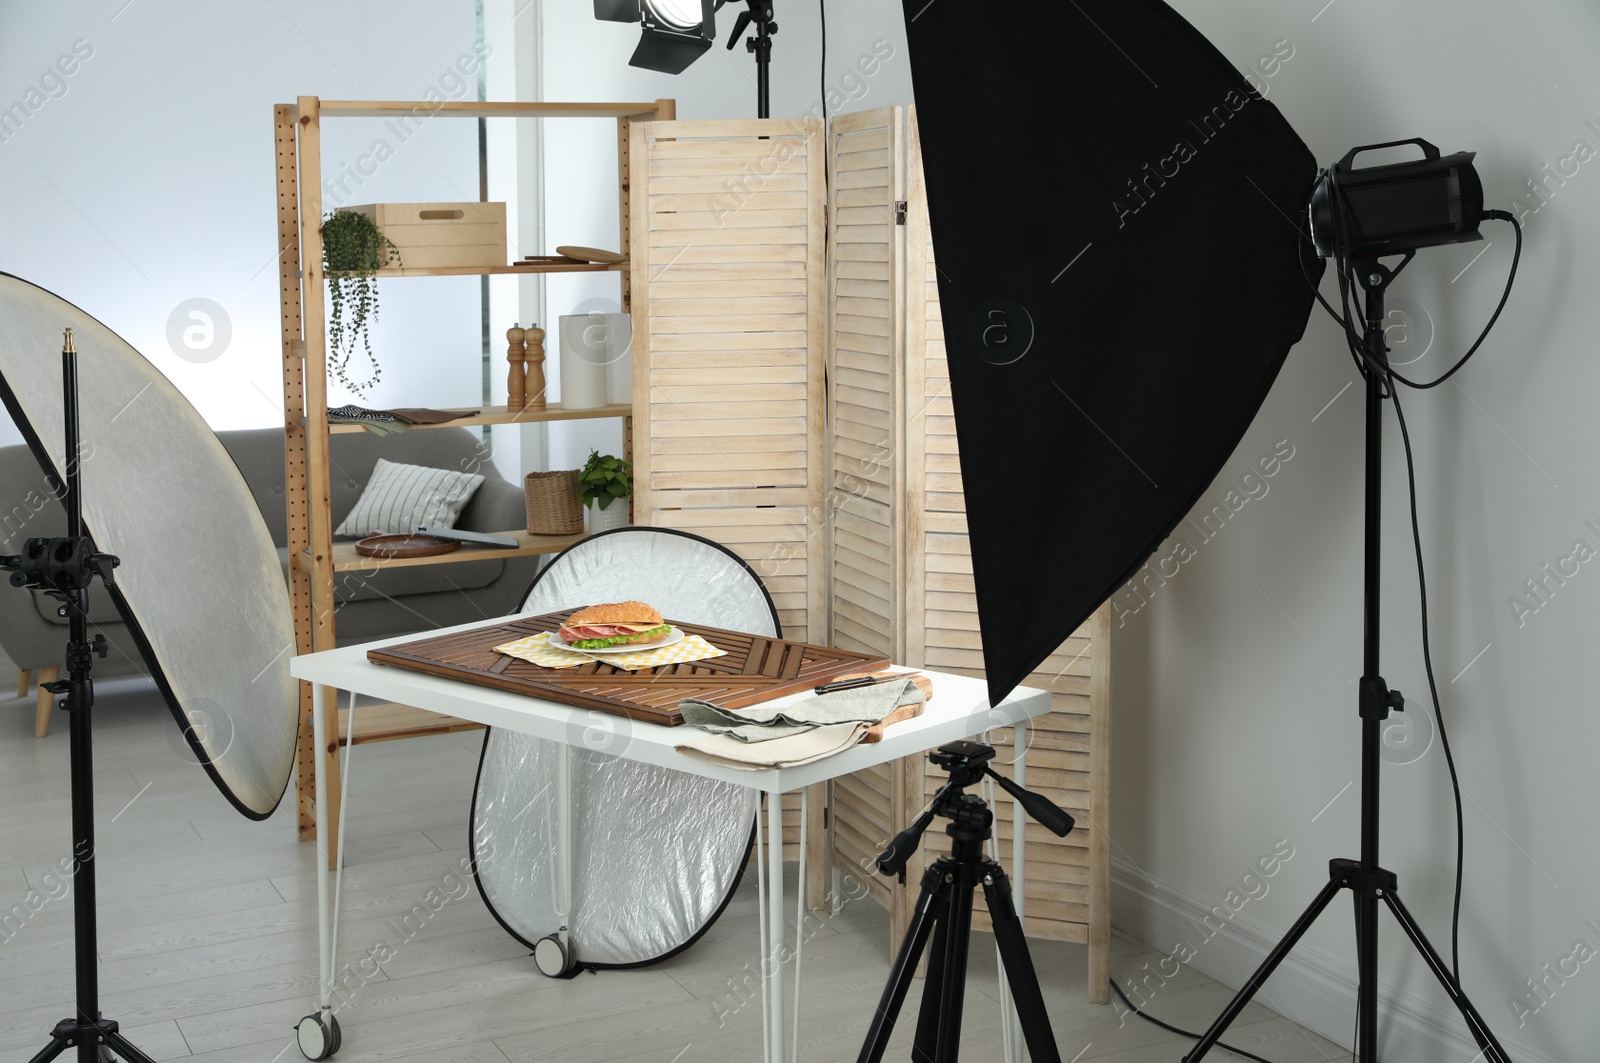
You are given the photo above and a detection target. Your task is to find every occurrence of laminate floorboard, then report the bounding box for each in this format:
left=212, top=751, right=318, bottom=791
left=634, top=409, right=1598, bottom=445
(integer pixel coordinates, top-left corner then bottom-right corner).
left=0, top=676, right=1348, bottom=1063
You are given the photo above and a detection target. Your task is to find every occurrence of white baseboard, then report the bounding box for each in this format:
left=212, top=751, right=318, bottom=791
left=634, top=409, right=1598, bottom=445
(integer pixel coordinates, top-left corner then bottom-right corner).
left=1110, top=859, right=1553, bottom=1063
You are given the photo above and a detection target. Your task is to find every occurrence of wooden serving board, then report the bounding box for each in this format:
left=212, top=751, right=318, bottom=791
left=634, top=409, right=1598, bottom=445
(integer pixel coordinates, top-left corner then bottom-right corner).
left=366, top=609, right=891, bottom=726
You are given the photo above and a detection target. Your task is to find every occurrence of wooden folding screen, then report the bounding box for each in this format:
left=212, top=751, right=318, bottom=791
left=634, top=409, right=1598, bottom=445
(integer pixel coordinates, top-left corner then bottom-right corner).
left=629, top=117, right=828, bottom=861
left=627, top=112, right=1110, bottom=998
left=825, top=107, right=1113, bottom=1002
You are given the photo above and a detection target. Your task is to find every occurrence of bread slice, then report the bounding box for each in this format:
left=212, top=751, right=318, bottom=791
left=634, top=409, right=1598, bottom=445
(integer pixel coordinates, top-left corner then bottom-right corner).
left=566, top=600, right=662, bottom=627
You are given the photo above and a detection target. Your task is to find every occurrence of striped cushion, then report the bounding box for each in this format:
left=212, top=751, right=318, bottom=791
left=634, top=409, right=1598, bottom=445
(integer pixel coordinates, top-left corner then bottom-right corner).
left=334, top=458, right=485, bottom=537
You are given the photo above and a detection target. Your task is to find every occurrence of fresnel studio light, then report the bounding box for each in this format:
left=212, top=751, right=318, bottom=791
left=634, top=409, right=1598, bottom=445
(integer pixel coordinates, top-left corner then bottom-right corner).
left=593, top=0, right=779, bottom=116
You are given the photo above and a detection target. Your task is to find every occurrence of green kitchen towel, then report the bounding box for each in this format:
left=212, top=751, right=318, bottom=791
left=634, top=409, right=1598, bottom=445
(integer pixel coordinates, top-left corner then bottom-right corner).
left=679, top=676, right=925, bottom=743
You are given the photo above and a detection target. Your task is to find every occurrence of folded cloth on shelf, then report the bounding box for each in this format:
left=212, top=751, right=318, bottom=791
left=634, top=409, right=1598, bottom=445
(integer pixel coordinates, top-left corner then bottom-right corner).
left=327, top=405, right=480, bottom=434
left=679, top=676, right=925, bottom=742
left=328, top=405, right=406, bottom=435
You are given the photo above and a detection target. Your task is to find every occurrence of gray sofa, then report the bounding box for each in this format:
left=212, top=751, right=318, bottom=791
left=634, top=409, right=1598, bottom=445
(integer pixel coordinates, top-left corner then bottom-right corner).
left=1, top=426, right=541, bottom=731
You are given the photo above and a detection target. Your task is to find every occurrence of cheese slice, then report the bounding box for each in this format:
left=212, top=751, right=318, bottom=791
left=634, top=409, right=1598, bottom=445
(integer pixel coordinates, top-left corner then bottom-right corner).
left=613, top=622, right=667, bottom=633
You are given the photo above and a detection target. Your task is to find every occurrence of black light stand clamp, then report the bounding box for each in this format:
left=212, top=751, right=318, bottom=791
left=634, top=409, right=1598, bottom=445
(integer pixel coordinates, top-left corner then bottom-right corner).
left=857, top=741, right=1074, bottom=1063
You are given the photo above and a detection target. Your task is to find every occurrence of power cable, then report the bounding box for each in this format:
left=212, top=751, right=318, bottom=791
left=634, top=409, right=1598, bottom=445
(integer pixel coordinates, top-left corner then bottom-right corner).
left=1108, top=979, right=1279, bottom=1063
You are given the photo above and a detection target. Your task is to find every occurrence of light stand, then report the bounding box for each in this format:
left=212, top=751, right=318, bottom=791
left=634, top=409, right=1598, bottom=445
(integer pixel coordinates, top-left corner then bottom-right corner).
left=855, top=741, right=1074, bottom=1063
left=2, top=329, right=150, bottom=1063
left=1181, top=260, right=1511, bottom=1062
left=720, top=0, right=777, bottom=118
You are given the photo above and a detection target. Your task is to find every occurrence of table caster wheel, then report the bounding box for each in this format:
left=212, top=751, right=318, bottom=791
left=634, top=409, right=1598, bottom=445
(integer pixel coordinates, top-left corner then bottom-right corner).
left=533, top=933, right=576, bottom=978
left=296, top=1012, right=341, bottom=1059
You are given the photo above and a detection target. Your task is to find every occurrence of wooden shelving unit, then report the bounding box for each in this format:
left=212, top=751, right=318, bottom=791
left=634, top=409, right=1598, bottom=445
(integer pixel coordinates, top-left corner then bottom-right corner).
left=274, top=95, right=675, bottom=852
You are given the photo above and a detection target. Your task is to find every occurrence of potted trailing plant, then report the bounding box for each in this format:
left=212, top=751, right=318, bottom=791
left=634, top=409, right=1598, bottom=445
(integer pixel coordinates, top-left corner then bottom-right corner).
left=322, top=209, right=402, bottom=397
left=578, top=450, right=633, bottom=533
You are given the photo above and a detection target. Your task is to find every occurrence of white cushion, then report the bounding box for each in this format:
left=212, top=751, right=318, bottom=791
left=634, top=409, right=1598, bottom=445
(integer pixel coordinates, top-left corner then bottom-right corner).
left=334, top=458, right=485, bottom=537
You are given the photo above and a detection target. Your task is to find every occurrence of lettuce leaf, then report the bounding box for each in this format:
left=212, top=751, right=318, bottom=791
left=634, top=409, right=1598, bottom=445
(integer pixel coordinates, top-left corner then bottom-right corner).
left=568, top=624, right=671, bottom=650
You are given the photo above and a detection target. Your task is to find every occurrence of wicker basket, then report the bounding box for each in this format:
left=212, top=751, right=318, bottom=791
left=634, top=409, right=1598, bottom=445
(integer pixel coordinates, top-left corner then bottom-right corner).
left=524, top=469, right=584, bottom=535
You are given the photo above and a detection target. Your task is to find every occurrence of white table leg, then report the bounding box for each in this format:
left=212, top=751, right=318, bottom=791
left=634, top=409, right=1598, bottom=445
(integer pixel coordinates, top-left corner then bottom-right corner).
left=312, top=682, right=334, bottom=1015
left=556, top=742, right=573, bottom=957
left=791, top=788, right=807, bottom=1063
left=755, top=796, right=771, bottom=1062
left=766, top=790, right=785, bottom=1063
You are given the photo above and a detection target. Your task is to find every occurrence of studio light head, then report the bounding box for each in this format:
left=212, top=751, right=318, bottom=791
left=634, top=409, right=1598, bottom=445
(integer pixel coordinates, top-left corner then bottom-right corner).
left=593, top=0, right=716, bottom=74
left=1310, top=138, right=1485, bottom=259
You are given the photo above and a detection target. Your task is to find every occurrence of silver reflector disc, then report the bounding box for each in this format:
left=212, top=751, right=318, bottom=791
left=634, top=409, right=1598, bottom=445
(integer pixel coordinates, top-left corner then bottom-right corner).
left=471, top=528, right=774, bottom=966
left=0, top=274, right=298, bottom=818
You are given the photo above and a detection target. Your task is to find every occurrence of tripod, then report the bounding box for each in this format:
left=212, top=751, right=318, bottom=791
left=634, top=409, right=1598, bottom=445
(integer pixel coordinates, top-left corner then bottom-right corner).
left=1183, top=263, right=1512, bottom=1062
left=856, top=741, right=1075, bottom=1063
left=2, top=329, right=152, bottom=1063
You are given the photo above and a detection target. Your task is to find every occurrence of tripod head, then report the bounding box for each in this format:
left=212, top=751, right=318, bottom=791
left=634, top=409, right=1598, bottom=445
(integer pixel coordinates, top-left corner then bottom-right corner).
left=876, top=740, right=1074, bottom=879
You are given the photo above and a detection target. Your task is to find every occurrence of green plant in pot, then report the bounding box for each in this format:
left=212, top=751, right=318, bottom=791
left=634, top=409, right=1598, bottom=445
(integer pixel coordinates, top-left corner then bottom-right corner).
left=579, top=450, right=633, bottom=532
left=322, top=209, right=402, bottom=397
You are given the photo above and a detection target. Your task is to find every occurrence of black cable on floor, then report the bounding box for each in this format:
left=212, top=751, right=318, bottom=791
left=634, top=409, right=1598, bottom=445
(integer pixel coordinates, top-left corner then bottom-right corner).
left=1108, top=979, right=1279, bottom=1063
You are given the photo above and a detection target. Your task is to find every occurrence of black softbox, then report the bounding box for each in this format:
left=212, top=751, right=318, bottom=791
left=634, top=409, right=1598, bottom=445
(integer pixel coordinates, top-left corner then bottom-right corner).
left=900, top=1, right=1323, bottom=704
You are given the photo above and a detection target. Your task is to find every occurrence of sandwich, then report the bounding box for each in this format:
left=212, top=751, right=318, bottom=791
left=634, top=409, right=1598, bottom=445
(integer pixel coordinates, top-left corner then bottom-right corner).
left=557, top=601, right=671, bottom=650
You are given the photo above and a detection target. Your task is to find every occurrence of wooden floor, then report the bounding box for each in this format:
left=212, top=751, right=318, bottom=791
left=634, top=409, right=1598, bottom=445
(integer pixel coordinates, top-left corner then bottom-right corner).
left=0, top=675, right=1349, bottom=1063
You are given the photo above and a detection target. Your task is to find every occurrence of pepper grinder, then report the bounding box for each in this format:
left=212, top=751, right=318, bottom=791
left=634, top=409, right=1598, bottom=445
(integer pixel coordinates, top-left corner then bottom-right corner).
left=525, top=324, right=547, bottom=411
left=506, top=324, right=527, bottom=410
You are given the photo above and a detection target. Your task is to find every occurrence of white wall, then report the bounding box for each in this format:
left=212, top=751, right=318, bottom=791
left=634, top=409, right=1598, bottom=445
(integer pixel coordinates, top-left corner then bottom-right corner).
left=0, top=0, right=482, bottom=451
left=534, top=2, right=1600, bottom=1059
left=1110, top=2, right=1598, bottom=1060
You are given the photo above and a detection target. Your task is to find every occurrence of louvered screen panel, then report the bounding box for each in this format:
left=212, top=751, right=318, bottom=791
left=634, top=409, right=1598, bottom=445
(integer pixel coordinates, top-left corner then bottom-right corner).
left=630, top=118, right=826, bottom=645
left=821, top=108, right=915, bottom=920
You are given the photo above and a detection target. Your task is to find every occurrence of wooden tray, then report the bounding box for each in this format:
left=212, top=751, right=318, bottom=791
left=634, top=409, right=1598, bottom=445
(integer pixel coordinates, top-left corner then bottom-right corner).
left=366, top=609, right=891, bottom=726
left=354, top=533, right=460, bottom=559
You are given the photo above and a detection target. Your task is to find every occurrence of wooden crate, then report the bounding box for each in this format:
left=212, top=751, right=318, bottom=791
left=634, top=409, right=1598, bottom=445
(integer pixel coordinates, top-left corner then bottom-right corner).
left=823, top=106, right=1113, bottom=1004
left=342, top=201, right=507, bottom=270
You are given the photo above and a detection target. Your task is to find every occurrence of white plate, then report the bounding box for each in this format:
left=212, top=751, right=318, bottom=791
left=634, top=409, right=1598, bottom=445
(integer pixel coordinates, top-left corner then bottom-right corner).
left=549, top=626, right=685, bottom=656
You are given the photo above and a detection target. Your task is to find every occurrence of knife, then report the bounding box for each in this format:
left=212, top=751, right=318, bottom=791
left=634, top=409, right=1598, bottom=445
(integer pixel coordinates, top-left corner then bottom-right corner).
left=813, top=673, right=913, bottom=696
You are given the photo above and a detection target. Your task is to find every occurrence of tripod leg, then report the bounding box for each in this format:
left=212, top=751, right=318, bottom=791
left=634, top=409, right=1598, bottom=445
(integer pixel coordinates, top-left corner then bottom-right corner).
left=910, top=881, right=953, bottom=1062
left=26, top=1035, right=70, bottom=1063
left=1185, top=874, right=1347, bottom=1062
left=102, top=1032, right=158, bottom=1063
left=931, top=865, right=976, bottom=1063
left=982, top=864, right=1062, bottom=1063
left=857, top=865, right=945, bottom=1063
left=1382, top=891, right=1514, bottom=1063
left=1355, top=887, right=1378, bottom=1063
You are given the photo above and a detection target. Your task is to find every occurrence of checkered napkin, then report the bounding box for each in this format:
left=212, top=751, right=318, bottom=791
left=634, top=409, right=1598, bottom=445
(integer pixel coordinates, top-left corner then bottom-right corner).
left=492, top=630, right=726, bottom=671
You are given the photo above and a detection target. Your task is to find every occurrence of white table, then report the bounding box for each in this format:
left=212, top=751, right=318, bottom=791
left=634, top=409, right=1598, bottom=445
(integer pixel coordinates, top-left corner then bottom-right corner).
left=290, top=618, right=1053, bottom=1062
